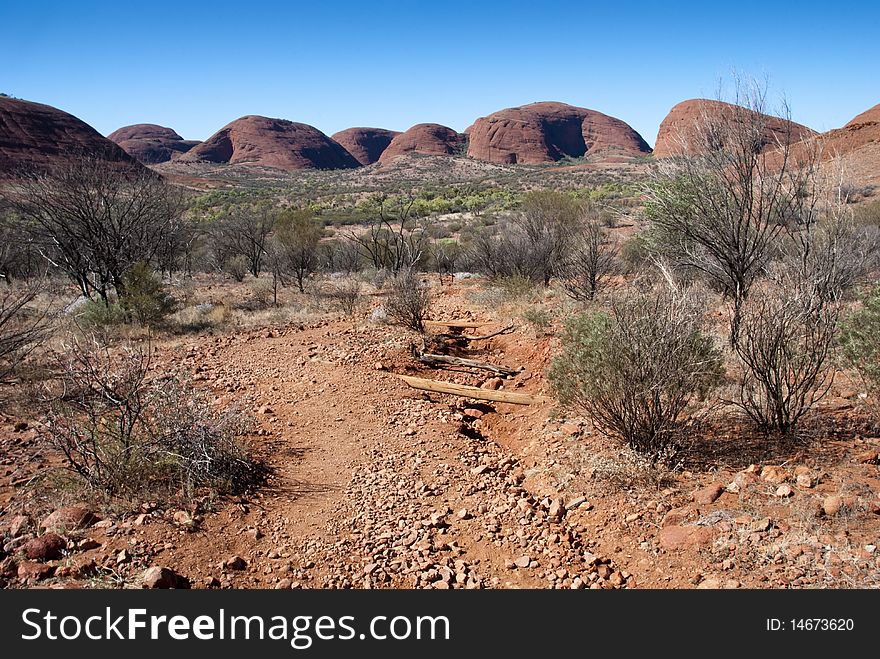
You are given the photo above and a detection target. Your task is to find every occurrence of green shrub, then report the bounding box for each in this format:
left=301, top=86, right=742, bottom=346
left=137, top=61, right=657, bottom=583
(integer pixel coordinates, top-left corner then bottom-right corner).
left=521, top=306, right=552, bottom=333
left=839, top=285, right=880, bottom=397
left=550, top=287, right=723, bottom=457
left=120, top=262, right=177, bottom=326
left=225, top=255, right=249, bottom=282
left=78, top=300, right=127, bottom=328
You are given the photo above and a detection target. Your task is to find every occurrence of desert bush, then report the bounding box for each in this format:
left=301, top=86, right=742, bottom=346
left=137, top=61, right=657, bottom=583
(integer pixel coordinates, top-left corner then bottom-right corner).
left=172, top=303, right=231, bottom=333
left=385, top=268, right=431, bottom=333
left=224, top=255, right=249, bottom=282
left=521, top=306, right=552, bottom=333
left=241, top=278, right=276, bottom=310
left=619, top=233, right=652, bottom=273
left=734, top=286, right=837, bottom=436
left=42, top=336, right=263, bottom=503
left=328, top=277, right=362, bottom=317
left=839, top=285, right=880, bottom=399
left=469, top=191, right=581, bottom=285
left=77, top=300, right=127, bottom=329
left=559, top=220, right=618, bottom=301
left=550, top=286, right=723, bottom=458
left=773, top=215, right=879, bottom=305
left=0, top=283, right=49, bottom=383
left=119, top=262, right=177, bottom=326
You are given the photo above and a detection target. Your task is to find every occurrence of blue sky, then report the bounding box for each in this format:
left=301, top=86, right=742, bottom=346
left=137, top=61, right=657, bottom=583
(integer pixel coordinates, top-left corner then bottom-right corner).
left=2, top=1, right=877, bottom=147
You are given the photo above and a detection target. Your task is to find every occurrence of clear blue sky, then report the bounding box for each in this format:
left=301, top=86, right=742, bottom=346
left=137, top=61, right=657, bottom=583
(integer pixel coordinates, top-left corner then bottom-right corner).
left=2, top=1, right=878, bottom=147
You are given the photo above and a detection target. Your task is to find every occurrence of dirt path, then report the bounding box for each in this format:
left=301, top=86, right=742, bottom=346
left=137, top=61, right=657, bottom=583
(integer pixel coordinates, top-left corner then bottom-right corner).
left=119, top=319, right=628, bottom=589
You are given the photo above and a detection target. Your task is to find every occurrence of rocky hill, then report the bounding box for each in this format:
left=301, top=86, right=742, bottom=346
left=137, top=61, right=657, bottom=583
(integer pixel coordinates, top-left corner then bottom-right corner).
left=0, top=97, right=138, bottom=177
left=107, top=124, right=199, bottom=164
left=653, top=99, right=816, bottom=157
left=466, top=101, right=651, bottom=164
left=180, top=115, right=359, bottom=170
left=378, top=123, right=466, bottom=164
left=330, top=127, right=399, bottom=166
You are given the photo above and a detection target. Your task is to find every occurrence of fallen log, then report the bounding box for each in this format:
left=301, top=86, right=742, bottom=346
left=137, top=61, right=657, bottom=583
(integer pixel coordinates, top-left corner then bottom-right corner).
left=396, top=374, right=546, bottom=405
left=415, top=352, right=519, bottom=376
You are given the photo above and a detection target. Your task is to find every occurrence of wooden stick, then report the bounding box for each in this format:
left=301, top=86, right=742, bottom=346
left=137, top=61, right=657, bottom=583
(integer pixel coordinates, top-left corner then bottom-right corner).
left=396, top=374, right=546, bottom=405
left=435, top=325, right=515, bottom=341
left=424, top=319, right=491, bottom=329
left=416, top=352, right=519, bottom=376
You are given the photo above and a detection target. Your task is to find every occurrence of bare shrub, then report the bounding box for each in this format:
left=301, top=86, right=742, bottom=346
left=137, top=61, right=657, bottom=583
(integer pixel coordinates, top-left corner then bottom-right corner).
left=0, top=283, right=49, bottom=383
left=559, top=219, right=618, bottom=301
left=550, top=286, right=723, bottom=458
left=469, top=191, right=581, bottom=285
left=328, top=277, right=363, bottom=317
left=243, top=279, right=275, bottom=310
left=734, top=286, right=837, bottom=436
left=42, top=336, right=264, bottom=503
left=385, top=268, right=431, bottom=333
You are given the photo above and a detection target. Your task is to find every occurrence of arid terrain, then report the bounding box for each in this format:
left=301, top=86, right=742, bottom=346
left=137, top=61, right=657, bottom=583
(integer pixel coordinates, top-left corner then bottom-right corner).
left=2, top=271, right=879, bottom=590
left=1, top=89, right=880, bottom=591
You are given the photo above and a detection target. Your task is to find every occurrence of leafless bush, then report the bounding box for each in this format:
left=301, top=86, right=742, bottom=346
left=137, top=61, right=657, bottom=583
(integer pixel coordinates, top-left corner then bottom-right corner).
left=734, top=285, right=838, bottom=436
left=559, top=220, right=618, bottom=301
left=42, top=336, right=264, bottom=502
left=210, top=204, right=277, bottom=278
left=0, top=283, right=50, bottom=383
left=385, top=268, right=431, bottom=333
left=345, top=194, right=428, bottom=272
left=469, top=192, right=582, bottom=285
left=328, top=277, right=363, bottom=317
left=550, top=285, right=723, bottom=458
left=774, top=212, right=879, bottom=305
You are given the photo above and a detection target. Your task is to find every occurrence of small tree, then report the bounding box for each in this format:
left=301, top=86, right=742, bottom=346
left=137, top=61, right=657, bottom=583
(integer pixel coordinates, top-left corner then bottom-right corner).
left=272, top=209, right=323, bottom=293
left=428, top=239, right=461, bottom=285
left=645, top=79, right=820, bottom=344
left=385, top=268, right=431, bottom=333
left=550, top=286, right=723, bottom=458
left=211, top=204, right=277, bottom=277
left=345, top=194, right=428, bottom=273
left=14, top=157, right=184, bottom=303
